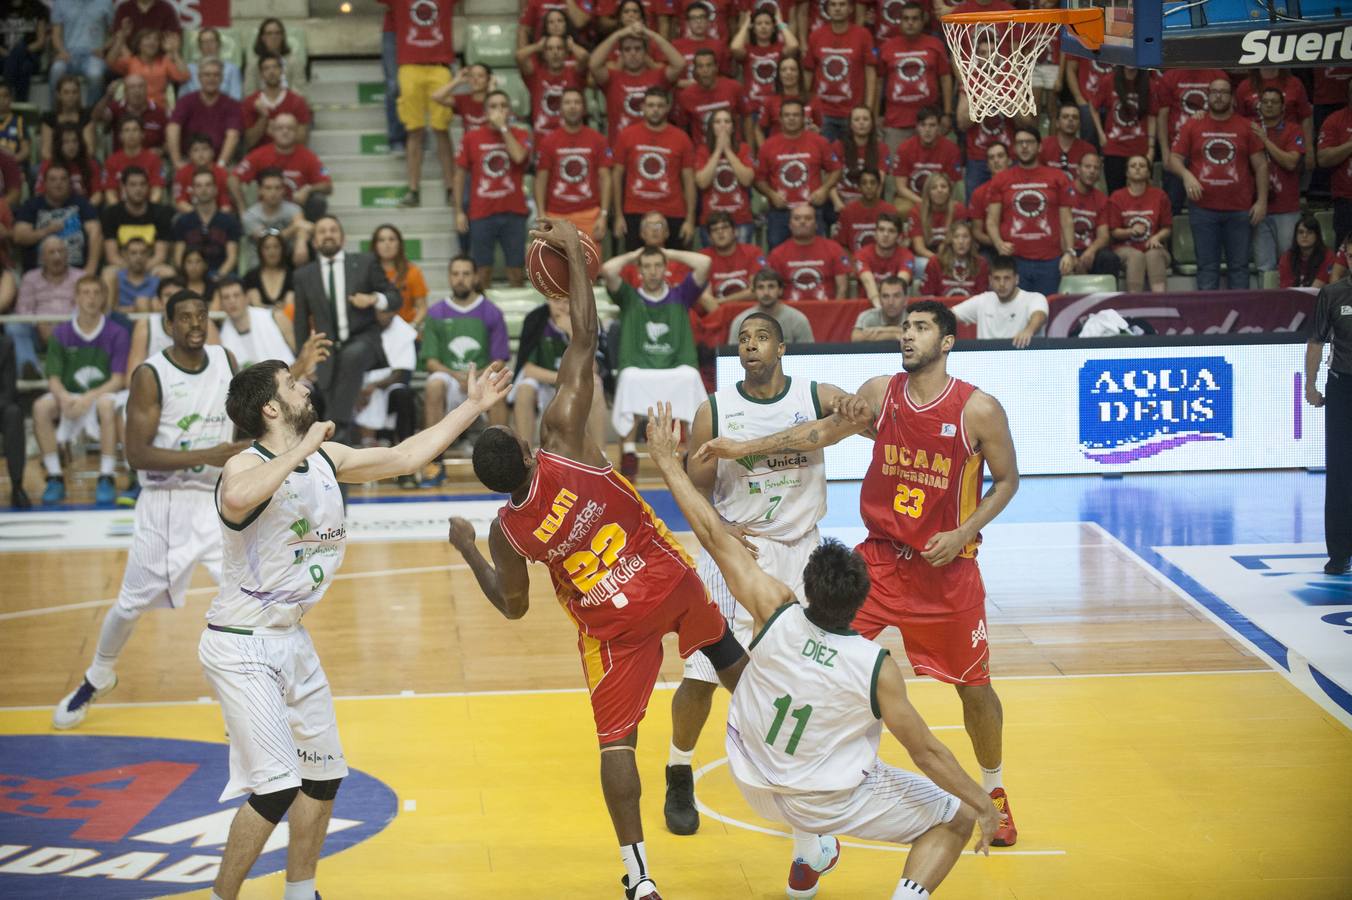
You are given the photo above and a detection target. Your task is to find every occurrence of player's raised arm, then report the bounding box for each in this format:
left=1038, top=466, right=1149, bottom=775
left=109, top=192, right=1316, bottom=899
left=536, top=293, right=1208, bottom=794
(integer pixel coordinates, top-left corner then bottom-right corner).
left=875, top=659, right=1002, bottom=855
left=322, top=363, right=511, bottom=483
left=448, top=516, right=532, bottom=620
left=647, top=402, right=793, bottom=629
left=535, top=218, right=604, bottom=464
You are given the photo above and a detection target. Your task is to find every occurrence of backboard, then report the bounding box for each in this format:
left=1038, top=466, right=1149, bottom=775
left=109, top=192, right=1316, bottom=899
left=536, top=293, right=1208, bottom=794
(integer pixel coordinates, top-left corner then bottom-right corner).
left=1062, top=0, right=1352, bottom=69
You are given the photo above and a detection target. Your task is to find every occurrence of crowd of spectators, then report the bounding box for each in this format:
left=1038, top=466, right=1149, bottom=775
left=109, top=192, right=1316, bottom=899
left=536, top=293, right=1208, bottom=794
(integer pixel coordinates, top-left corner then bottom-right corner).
left=1, top=0, right=1351, bottom=507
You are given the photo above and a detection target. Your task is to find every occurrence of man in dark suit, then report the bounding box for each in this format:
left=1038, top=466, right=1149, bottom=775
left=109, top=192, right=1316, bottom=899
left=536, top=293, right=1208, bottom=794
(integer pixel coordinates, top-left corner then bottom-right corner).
left=1, top=334, right=31, bottom=508
left=293, top=215, right=403, bottom=443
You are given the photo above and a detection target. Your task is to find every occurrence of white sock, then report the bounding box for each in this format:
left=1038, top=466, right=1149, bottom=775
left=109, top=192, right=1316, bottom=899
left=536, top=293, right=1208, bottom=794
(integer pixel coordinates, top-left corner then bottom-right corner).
left=283, top=878, right=315, bottom=900
left=87, top=605, right=140, bottom=688
left=619, top=841, right=649, bottom=886
left=43, top=453, right=61, bottom=476
left=981, top=763, right=1004, bottom=793
left=622, top=441, right=637, bottom=454
left=99, top=454, right=116, bottom=476
left=893, top=877, right=930, bottom=899
left=791, top=830, right=825, bottom=869
left=668, top=743, right=694, bottom=767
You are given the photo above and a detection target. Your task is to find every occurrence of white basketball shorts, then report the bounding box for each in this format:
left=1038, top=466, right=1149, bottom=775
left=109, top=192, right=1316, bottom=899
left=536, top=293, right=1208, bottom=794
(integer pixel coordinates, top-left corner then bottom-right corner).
left=115, top=488, right=222, bottom=613
left=198, top=624, right=349, bottom=801
left=734, top=758, right=960, bottom=845
left=683, top=528, right=819, bottom=685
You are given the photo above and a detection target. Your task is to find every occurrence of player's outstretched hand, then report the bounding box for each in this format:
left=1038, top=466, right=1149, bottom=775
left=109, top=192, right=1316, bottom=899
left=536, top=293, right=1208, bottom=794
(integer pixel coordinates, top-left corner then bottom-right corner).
left=645, top=402, right=681, bottom=465
left=832, top=393, right=872, bottom=427
left=723, top=521, right=760, bottom=559
left=447, top=516, right=477, bottom=551
left=529, top=216, right=580, bottom=251
left=973, top=802, right=1001, bottom=856
left=466, top=362, right=512, bottom=411
left=305, top=420, right=336, bottom=452
left=694, top=436, right=745, bottom=463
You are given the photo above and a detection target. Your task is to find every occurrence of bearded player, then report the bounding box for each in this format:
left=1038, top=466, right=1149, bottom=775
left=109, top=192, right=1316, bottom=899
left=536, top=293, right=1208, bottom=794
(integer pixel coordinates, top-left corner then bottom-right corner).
left=448, top=218, right=748, bottom=900
left=698, top=300, right=1022, bottom=846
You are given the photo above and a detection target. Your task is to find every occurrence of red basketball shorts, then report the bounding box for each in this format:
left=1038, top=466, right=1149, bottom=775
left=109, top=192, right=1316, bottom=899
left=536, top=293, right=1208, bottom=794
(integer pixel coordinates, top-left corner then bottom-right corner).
left=574, top=567, right=725, bottom=742
left=852, top=537, right=991, bottom=686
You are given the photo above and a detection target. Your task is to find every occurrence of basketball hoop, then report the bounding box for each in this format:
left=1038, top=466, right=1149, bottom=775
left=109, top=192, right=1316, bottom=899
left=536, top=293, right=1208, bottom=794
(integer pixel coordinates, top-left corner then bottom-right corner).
left=942, top=9, right=1104, bottom=121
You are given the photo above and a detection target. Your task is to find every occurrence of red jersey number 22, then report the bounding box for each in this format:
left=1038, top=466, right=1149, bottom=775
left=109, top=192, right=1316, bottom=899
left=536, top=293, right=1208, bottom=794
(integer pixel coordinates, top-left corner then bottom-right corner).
left=563, top=523, right=630, bottom=604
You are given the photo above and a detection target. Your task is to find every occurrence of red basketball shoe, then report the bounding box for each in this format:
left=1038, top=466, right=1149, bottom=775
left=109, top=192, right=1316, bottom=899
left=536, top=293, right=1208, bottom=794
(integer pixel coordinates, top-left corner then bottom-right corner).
left=786, top=836, right=840, bottom=899
left=991, top=788, right=1018, bottom=847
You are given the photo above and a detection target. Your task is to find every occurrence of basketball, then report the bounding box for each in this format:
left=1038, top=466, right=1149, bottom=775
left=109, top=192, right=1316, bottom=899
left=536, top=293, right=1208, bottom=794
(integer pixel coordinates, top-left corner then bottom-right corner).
left=526, top=230, right=603, bottom=300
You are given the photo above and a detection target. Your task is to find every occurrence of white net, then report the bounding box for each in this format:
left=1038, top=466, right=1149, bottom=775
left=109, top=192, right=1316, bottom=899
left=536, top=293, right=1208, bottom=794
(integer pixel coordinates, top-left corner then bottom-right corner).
left=942, top=17, right=1062, bottom=121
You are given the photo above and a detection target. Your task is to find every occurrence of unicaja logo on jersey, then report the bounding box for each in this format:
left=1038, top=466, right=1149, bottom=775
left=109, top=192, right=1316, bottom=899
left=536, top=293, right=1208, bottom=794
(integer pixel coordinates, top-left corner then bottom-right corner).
left=1078, top=356, right=1234, bottom=464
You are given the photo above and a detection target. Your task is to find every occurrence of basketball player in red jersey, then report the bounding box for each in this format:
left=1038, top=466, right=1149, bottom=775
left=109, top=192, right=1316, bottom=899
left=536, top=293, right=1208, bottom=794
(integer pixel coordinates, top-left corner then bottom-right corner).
left=697, top=300, right=1020, bottom=846
left=447, top=218, right=747, bottom=900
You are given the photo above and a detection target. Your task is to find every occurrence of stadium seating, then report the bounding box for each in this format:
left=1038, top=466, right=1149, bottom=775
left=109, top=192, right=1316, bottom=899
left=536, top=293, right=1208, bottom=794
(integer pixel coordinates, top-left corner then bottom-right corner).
left=1058, top=274, right=1119, bottom=294
left=466, top=23, right=518, bottom=69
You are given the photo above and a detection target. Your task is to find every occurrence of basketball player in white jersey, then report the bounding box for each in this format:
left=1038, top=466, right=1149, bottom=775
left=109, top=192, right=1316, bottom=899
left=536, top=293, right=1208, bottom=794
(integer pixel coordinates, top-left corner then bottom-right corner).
left=664, top=310, right=848, bottom=835
left=53, top=291, right=330, bottom=729
left=216, top=274, right=296, bottom=369
left=647, top=402, right=999, bottom=900
left=204, top=356, right=510, bottom=900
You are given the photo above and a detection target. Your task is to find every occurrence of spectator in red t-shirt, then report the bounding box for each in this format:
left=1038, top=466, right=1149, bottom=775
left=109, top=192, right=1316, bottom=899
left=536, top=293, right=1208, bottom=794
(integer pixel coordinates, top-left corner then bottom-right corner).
left=672, top=3, right=731, bottom=85
left=242, top=53, right=314, bottom=151
left=534, top=88, right=613, bottom=242
left=753, top=56, right=821, bottom=149
left=1066, top=152, right=1119, bottom=280
left=1168, top=77, right=1268, bottom=290
left=891, top=106, right=962, bottom=206
left=730, top=7, right=799, bottom=128
left=1092, top=67, right=1154, bottom=194
left=172, top=133, right=230, bottom=214
left=1154, top=67, right=1228, bottom=212
left=986, top=126, right=1076, bottom=295
left=854, top=211, right=915, bottom=305
left=1065, top=55, right=1115, bottom=145
left=392, top=0, right=456, bottom=209
left=612, top=87, right=697, bottom=249
left=957, top=88, right=1013, bottom=200
left=675, top=50, right=744, bottom=145
left=694, top=108, right=756, bottom=245
left=1251, top=87, right=1306, bottom=279
left=1108, top=154, right=1172, bottom=293
left=230, top=114, right=333, bottom=221
left=1038, top=104, right=1094, bottom=183
left=517, top=0, right=592, bottom=46
left=969, top=140, right=1010, bottom=253
left=922, top=220, right=990, bottom=297
left=431, top=64, right=492, bottom=134
left=836, top=169, right=898, bottom=253
left=877, top=1, right=952, bottom=150
left=1317, top=79, right=1352, bottom=248
left=1235, top=68, right=1314, bottom=173
left=93, top=74, right=167, bottom=154
left=755, top=98, right=841, bottom=248
left=830, top=106, right=891, bottom=215
left=590, top=23, right=686, bottom=145
left=907, top=172, right=969, bottom=282
left=166, top=58, right=242, bottom=172
left=699, top=211, right=767, bottom=305
left=517, top=35, right=587, bottom=140
left=767, top=204, right=852, bottom=300
left=454, top=91, right=533, bottom=287
left=803, top=0, right=877, bottom=144
left=100, top=118, right=164, bottom=207
left=1279, top=213, right=1336, bottom=289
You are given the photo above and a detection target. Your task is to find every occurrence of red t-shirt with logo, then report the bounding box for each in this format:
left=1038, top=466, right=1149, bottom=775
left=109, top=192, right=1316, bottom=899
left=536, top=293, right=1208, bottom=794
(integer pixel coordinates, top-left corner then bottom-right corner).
left=767, top=235, right=852, bottom=300
left=741, top=43, right=785, bottom=114
left=1073, top=58, right=1116, bottom=111
left=872, top=0, right=915, bottom=42
left=393, top=0, right=455, bottom=66
left=1279, top=247, right=1336, bottom=289
left=963, top=108, right=1014, bottom=162
left=830, top=140, right=893, bottom=206
left=678, top=0, right=734, bottom=41
left=695, top=143, right=754, bottom=225
left=1100, top=92, right=1155, bottom=159
left=1066, top=184, right=1108, bottom=254
left=526, top=63, right=587, bottom=137
left=877, top=34, right=950, bottom=129
left=109, top=100, right=167, bottom=151
left=676, top=77, right=745, bottom=145
left=101, top=148, right=165, bottom=194
left=987, top=164, right=1072, bottom=260
left=1172, top=113, right=1263, bottom=211
left=1038, top=135, right=1095, bottom=181
left=519, top=0, right=595, bottom=37
left=603, top=67, right=671, bottom=146
left=456, top=126, right=534, bottom=218
left=890, top=136, right=962, bottom=197
left=758, top=94, right=823, bottom=136
left=968, top=178, right=998, bottom=224
left=1319, top=107, right=1352, bottom=200
left=1234, top=75, right=1312, bottom=126
left=853, top=242, right=915, bottom=281
left=905, top=202, right=971, bottom=252
left=672, top=36, right=732, bottom=83
left=614, top=122, right=695, bottom=218
left=453, top=93, right=487, bottom=130
left=701, top=242, right=768, bottom=298
left=922, top=254, right=989, bottom=297
left=1107, top=185, right=1172, bottom=250
left=1314, top=68, right=1352, bottom=105
left=536, top=125, right=613, bottom=214
left=173, top=163, right=230, bottom=209
left=803, top=24, right=877, bottom=118
left=233, top=144, right=331, bottom=195
left=836, top=199, right=898, bottom=253
left=756, top=130, right=841, bottom=206
left=1260, top=120, right=1305, bottom=214
left=1156, top=69, right=1228, bottom=147
left=241, top=90, right=314, bottom=146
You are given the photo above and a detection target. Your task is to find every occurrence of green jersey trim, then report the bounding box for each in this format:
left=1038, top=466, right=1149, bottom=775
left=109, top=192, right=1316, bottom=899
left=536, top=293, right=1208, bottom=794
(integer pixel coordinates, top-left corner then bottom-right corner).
left=735, top=376, right=793, bottom=406
left=161, top=348, right=210, bottom=375
left=215, top=476, right=270, bottom=532
left=811, top=381, right=824, bottom=420
left=251, top=440, right=310, bottom=473
left=748, top=601, right=796, bottom=651
left=870, top=648, right=891, bottom=720
left=708, top=394, right=719, bottom=439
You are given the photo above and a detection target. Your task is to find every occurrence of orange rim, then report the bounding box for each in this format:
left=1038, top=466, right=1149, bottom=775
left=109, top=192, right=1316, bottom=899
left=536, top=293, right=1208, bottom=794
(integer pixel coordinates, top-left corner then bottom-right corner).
left=941, top=8, right=1105, bottom=50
